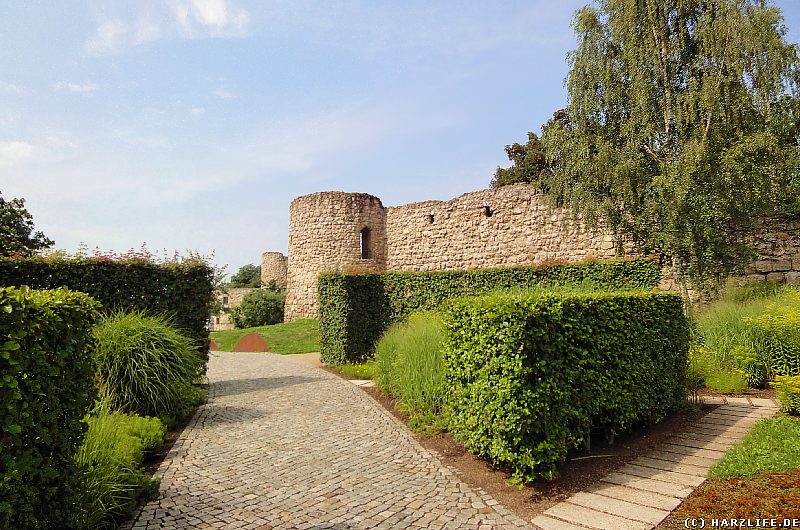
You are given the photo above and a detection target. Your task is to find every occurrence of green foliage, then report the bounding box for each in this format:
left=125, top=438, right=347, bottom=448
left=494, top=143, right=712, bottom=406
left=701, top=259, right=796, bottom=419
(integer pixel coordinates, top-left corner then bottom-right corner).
left=710, top=416, right=800, bottom=477
left=93, top=311, right=205, bottom=419
left=540, top=0, right=800, bottom=289
left=0, top=255, right=215, bottom=355
left=694, top=287, right=800, bottom=385
left=338, top=362, right=376, bottom=380
left=318, top=257, right=662, bottom=364
left=0, top=286, right=100, bottom=529
left=228, top=264, right=261, bottom=288
left=772, top=375, right=800, bottom=415
left=72, top=409, right=166, bottom=529
left=688, top=348, right=749, bottom=394
left=443, top=290, right=689, bottom=482
left=491, top=131, right=552, bottom=188
left=230, top=288, right=285, bottom=329
left=0, top=192, right=53, bottom=256
left=210, top=318, right=320, bottom=354
left=747, top=293, right=800, bottom=378
left=374, top=312, right=446, bottom=431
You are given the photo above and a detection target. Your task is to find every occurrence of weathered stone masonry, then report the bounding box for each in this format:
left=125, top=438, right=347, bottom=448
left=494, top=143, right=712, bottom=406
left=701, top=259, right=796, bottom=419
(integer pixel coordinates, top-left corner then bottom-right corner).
left=273, top=184, right=800, bottom=321
left=282, top=185, right=620, bottom=321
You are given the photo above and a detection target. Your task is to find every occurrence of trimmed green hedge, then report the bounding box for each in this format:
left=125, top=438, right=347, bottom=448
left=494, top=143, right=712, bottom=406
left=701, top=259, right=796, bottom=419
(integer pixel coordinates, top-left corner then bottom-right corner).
left=0, top=257, right=214, bottom=355
left=0, top=286, right=100, bottom=529
left=318, top=257, right=662, bottom=364
left=443, top=290, right=689, bottom=482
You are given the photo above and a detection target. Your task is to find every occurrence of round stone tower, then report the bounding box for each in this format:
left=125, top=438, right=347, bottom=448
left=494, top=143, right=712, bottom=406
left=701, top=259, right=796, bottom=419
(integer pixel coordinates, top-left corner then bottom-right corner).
left=284, top=192, right=387, bottom=321
left=260, top=251, right=288, bottom=288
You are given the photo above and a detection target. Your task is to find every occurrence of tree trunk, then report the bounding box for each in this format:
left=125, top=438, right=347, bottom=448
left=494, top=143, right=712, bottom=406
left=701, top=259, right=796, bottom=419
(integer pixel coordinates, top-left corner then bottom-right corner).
left=671, top=255, right=693, bottom=317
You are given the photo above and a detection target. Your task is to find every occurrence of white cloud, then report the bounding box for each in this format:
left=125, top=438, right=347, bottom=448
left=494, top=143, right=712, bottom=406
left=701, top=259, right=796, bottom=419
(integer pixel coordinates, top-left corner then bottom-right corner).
left=0, top=141, right=36, bottom=166
left=190, top=107, right=206, bottom=115
left=85, top=1, right=249, bottom=55
left=53, top=81, right=99, bottom=93
left=84, top=20, right=129, bottom=55
left=213, top=87, right=237, bottom=100
left=0, top=81, right=24, bottom=95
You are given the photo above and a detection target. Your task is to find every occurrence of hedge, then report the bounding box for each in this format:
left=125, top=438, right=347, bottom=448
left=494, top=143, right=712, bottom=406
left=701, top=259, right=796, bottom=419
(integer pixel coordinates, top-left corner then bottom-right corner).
left=0, top=286, right=100, bottom=529
left=318, top=257, right=662, bottom=364
left=443, top=290, right=689, bottom=482
left=0, top=257, right=214, bottom=356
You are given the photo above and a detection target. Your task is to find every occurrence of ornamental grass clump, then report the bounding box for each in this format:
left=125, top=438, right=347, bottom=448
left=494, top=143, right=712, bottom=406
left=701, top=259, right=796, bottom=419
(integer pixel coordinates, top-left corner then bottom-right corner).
left=374, top=311, right=446, bottom=431
left=93, top=311, right=204, bottom=419
left=72, top=406, right=166, bottom=529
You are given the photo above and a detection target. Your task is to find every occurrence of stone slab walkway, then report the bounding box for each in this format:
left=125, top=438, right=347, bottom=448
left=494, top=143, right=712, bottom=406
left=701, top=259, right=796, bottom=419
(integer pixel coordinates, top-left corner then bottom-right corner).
left=531, top=398, right=779, bottom=530
left=123, top=352, right=531, bottom=530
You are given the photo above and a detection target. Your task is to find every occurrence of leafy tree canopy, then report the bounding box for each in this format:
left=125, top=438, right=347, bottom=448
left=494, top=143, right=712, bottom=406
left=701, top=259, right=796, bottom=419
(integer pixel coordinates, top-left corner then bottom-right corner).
left=228, top=263, right=261, bottom=288
left=537, top=0, right=800, bottom=290
left=0, top=192, right=53, bottom=256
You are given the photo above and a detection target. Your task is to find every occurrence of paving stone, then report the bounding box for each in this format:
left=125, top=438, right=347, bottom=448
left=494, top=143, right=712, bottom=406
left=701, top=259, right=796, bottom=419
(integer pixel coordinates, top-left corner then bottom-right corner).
left=632, top=457, right=710, bottom=477
left=545, top=502, right=649, bottom=530
left=530, top=515, right=591, bottom=529
left=122, top=352, right=530, bottom=530
left=585, top=484, right=680, bottom=512
left=618, top=464, right=706, bottom=487
left=601, top=473, right=694, bottom=498
left=566, top=491, right=669, bottom=525
left=645, top=449, right=718, bottom=467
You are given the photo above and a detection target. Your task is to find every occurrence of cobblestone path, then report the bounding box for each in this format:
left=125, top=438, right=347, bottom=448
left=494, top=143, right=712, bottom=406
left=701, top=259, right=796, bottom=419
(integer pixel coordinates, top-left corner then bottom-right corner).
left=124, top=352, right=531, bottom=530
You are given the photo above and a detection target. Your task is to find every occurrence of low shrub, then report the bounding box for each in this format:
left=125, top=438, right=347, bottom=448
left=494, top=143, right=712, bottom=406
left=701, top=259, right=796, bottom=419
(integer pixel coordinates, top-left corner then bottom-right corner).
left=771, top=375, right=800, bottom=415
left=443, top=290, right=688, bottom=482
left=374, top=312, right=446, bottom=431
left=72, top=409, right=166, bottom=529
left=0, top=286, right=100, bottom=529
left=93, top=311, right=205, bottom=420
left=319, top=256, right=662, bottom=364
left=230, top=289, right=285, bottom=329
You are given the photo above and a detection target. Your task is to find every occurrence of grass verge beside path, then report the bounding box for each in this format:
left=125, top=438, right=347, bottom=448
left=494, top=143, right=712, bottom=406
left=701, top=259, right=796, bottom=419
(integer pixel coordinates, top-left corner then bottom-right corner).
left=710, top=416, right=800, bottom=477
left=210, top=319, right=320, bottom=354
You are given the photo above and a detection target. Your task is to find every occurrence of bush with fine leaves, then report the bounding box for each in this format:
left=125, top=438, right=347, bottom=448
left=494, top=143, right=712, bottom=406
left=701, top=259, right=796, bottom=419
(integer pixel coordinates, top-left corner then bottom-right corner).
left=92, top=311, right=204, bottom=419
left=230, top=289, right=285, bottom=328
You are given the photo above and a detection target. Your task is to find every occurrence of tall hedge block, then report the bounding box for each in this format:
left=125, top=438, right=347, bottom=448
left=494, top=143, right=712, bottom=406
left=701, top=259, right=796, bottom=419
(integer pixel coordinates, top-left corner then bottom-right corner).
left=0, top=287, right=100, bottom=529
left=443, top=291, right=689, bottom=482
left=318, top=257, right=662, bottom=364
left=0, top=257, right=214, bottom=355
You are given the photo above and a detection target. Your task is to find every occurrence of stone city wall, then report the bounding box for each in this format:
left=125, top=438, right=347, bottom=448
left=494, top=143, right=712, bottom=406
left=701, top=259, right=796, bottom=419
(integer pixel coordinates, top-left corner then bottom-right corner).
left=384, top=186, right=619, bottom=272
left=211, top=287, right=258, bottom=331
left=280, top=184, right=800, bottom=321
left=283, top=185, right=618, bottom=321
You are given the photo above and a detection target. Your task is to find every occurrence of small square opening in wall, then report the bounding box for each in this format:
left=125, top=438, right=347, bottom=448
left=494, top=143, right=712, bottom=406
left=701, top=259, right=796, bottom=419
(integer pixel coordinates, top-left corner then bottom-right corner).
left=427, top=214, right=435, bottom=224
left=483, top=206, right=493, bottom=217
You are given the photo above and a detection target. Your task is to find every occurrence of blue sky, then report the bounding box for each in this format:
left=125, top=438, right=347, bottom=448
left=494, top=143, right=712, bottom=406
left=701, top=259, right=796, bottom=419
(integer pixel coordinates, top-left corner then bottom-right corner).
left=2, top=1, right=800, bottom=276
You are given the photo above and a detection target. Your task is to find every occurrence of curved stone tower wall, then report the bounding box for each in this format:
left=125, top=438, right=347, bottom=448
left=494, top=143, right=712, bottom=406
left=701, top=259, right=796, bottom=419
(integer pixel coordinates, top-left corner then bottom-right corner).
left=284, top=192, right=387, bottom=321
left=261, top=251, right=288, bottom=288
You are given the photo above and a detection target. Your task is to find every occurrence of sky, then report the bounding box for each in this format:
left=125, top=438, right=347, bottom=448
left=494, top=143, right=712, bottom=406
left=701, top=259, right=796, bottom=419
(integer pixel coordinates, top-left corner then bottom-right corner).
left=3, top=1, right=800, bottom=277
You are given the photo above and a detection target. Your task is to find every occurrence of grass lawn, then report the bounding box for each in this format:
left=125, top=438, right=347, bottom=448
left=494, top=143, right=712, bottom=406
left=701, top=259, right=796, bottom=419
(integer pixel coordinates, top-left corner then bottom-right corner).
left=659, top=415, right=800, bottom=527
left=710, top=416, right=800, bottom=477
left=210, top=319, right=320, bottom=354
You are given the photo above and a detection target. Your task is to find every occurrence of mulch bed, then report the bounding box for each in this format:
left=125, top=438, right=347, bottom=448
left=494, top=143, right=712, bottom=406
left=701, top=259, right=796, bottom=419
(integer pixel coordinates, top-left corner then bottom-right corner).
left=657, top=470, right=800, bottom=528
